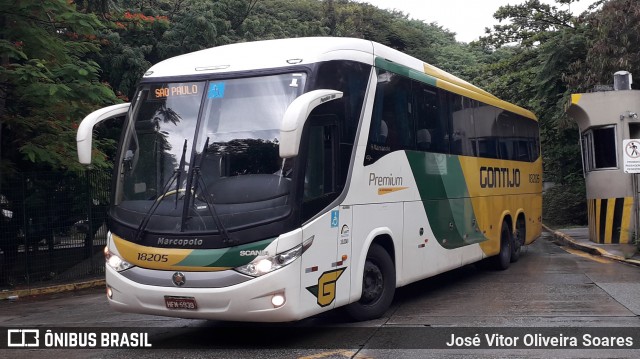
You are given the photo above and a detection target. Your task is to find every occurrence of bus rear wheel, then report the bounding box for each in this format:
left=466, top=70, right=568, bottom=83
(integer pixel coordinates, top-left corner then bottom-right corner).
left=493, top=221, right=512, bottom=270
left=512, top=216, right=525, bottom=262
left=345, top=244, right=395, bottom=321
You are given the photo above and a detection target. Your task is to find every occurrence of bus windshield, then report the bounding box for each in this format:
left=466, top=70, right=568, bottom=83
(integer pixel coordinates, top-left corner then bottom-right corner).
left=114, top=73, right=306, bottom=237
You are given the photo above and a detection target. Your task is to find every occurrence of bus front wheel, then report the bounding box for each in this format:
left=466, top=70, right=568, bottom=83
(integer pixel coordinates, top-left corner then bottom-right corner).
left=345, top=244, right=395, bottom=321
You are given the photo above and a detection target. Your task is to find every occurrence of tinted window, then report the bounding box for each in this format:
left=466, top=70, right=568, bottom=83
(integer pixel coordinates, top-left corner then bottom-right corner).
left=363, top=68, right=540, bottom=163
left=303, top=61, right=371, bottom=220
left=313, top=61, right=370, bottom=146
left=474, top=103, right=499, bottom=158
left=449, top=95, right=476, bottom=156
left=365, top=71, right=413, bottom=165
left=413, top=81, right=449, bottom=154
left=471, top=104, right=539, bottom=162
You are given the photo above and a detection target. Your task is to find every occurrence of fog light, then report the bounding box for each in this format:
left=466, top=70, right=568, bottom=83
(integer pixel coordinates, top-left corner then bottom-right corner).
left=106, top=286, right=113, bottom=299
left=271, top=294, right=285, bottom=307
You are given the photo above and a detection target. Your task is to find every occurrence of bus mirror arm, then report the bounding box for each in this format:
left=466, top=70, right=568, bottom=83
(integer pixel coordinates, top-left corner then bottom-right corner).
left=76, top=103, right=130, bottom=165
left=279, top=89, right=343, bottom=158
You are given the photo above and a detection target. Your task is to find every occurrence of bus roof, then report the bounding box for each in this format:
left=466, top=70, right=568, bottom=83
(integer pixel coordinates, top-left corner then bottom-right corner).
left=143, top=37, right=536, bottom=120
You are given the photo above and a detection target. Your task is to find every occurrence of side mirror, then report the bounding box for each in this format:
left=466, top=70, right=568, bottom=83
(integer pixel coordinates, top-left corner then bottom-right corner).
left=279, top=89, right=343, bottom=158
left=76, top=103, right=130, bottom=164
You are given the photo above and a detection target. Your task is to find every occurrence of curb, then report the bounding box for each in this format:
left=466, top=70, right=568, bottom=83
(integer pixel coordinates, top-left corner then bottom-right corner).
left=0, top=279, right=105, bottom=301
left=542, top=224, right=640, bottom=267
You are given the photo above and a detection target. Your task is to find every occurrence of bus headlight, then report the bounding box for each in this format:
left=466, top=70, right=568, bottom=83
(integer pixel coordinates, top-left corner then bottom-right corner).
left=235, top=244, right=302, bottom=277
left=104, top=246, right=134, bottom=272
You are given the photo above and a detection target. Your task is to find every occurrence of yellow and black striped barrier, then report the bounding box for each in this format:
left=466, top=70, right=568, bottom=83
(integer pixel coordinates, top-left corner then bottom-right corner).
left=587, top=197, right=633, bottom=244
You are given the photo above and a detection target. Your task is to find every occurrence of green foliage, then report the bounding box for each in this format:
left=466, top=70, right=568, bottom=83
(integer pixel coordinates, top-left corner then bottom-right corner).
left=480, top=0, right=577, bottom=48
left=242, top=0, right=328, bottom=40
left=0, top=0, right=119, bottom=176
left=85, top=0, right=477, bottom=99
left=2, top=0, right=481, bottom=179
left=0, top=1, right=121, bottom=253
left=477, top=0, right=602, bottom=225
left=543, top=180, right=588, bottom=227
left=156, top=2, right=219, bottom=57
left=566, top=0, right=640, bottom=91
left=86, top=5, right=171, bottom=98
left=478, top=0, right=640, bottom=226
left=9, top=0, right=638, bottom=230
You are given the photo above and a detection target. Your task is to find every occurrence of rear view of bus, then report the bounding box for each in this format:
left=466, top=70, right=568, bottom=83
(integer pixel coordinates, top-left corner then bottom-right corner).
left=77, top=37, right=541, bottom=322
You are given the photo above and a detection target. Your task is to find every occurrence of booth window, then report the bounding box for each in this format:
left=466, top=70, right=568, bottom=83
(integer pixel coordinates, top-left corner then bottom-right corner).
left=582, top=125, right=618, bottom=171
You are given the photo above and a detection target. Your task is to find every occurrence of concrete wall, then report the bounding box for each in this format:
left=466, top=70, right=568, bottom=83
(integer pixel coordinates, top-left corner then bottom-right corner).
left=567, top=90, right=640, bottom=243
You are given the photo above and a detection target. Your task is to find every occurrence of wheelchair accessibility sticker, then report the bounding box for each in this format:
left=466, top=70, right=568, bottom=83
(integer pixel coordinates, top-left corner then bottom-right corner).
left=331, top=210, right=339, bottom=228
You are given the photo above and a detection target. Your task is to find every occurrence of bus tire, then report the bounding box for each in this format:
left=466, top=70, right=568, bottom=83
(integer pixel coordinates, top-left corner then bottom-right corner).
left=345, top=244, right=395, bottom=321
left=511, top=216, right=525, bottom=262
left=493, top=221, right=512, bottom=270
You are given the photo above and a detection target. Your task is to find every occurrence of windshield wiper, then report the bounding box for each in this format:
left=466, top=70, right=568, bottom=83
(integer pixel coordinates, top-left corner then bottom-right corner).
left=133, top=137, right=233, bottom=244
left=183, top=137, right=234, bottom=244
left=175, top=139, right=187, bottom=209
left=134, top=139, right=188, bottom=242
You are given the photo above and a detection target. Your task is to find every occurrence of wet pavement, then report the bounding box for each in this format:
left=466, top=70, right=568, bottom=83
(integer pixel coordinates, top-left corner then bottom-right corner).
left=544, top=225, right=640, bottom=266
left=2, top=232, right=640, bottom=358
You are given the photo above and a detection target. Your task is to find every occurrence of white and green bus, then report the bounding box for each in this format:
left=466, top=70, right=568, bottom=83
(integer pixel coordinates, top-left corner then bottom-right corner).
left=77, top=37, right=542, bottom=322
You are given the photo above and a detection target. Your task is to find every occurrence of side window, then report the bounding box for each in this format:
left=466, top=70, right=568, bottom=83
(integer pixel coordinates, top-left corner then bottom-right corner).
left=413, top=81, right=449, bottom=154
left=313, top=61, right=370, bottom=146
left=313, top=60, right=370, bottom=190
left=365, top=71, right=413, bottom=165
left=474, top=104, right=499, bottom=159
left=495, top=111, right=517, bottom=160
left=449, top=94, right=476, bottom=156
left=514, top=115, right=539, bottom=162
left=302, top=117, right=339, bottom=222
left=525, top=117, right=541, bottom=161
left=582, top=126, right=618, bottom=171
left=479, top=108, right=539, bottom=162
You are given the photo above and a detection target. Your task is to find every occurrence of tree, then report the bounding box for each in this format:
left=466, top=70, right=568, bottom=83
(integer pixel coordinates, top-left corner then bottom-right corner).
left=0, top=1, right=121, bottom=274
left=480, top=0, right=578, bottom=48
left=566, top=0, right=640, bottom=92
left=0, top=0, right=119, bottom=175
left=86, top=0, right=261, bottom=98
left=478, top=0, right=595, bottom=225
left=94, top=8, right=171, bottom=98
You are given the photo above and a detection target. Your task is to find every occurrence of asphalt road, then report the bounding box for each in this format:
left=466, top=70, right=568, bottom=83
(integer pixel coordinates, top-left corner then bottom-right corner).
left=2, top=232, right=640, bottom=358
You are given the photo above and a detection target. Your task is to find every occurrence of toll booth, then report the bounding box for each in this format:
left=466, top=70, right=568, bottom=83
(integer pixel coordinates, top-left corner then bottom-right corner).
left=566, top=72, right=639, bottom=244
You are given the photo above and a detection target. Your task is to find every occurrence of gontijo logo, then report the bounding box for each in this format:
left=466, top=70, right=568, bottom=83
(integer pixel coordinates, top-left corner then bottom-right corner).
left=306, top=268, right=346, bottom=307
left=479, top=166, right=521, bottom=188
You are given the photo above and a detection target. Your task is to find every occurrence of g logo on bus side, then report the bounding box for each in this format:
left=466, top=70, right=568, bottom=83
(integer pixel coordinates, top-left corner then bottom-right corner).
left=306, top=268, right=346, bottom=307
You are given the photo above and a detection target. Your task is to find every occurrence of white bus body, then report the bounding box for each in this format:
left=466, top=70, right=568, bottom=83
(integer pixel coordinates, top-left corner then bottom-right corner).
left=78, top=37, right=542, bottom=322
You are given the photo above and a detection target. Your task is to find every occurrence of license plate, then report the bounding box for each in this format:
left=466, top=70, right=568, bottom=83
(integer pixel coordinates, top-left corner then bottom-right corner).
left=164, top=296, right=198, bottom=310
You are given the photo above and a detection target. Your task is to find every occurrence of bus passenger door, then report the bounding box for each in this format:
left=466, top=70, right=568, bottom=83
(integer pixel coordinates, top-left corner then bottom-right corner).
left=300, top=119, right=351, bottom=315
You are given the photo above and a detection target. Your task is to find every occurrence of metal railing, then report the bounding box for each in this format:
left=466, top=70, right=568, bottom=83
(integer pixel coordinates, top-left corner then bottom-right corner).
left=0, top=170, right=111, bottom=290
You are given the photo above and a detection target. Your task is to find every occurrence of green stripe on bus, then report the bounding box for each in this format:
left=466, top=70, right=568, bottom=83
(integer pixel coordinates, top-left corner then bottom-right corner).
left=405, top=151, right=487, bottom=249
left=374, top=57, right=437, bottom=87
left=176, top=238, right=275, bottom=268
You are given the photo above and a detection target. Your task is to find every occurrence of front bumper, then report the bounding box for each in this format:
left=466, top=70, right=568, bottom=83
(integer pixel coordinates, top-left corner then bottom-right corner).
left=105, top=260, right=304, bottom=322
